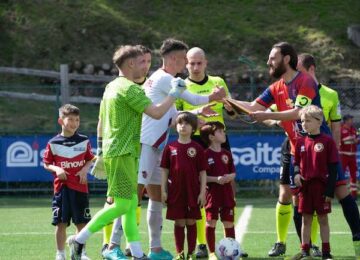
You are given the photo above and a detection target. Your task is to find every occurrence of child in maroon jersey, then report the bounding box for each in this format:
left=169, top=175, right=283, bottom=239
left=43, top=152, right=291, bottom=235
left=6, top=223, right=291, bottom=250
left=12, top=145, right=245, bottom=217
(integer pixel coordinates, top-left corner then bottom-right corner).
left=199, top=121, right=237, bottom=260
left=160, top=112, right=207, bottom=259
left=294, top=105, right=338, bottom=259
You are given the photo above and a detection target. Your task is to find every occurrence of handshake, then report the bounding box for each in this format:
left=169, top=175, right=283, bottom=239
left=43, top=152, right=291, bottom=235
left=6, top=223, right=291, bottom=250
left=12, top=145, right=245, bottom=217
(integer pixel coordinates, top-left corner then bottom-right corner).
left=168, top=77, right=186, bottom=98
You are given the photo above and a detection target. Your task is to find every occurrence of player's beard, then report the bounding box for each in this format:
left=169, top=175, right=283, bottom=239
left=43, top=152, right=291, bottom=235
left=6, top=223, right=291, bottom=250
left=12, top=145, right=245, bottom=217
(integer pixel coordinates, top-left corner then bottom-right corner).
left=269, top=59, right=286, bottom=79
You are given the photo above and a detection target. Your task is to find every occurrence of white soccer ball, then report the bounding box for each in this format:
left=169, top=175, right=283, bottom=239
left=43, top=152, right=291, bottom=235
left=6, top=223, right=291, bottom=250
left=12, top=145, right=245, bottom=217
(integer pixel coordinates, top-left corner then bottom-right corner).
left=215, top=237, right=242, bottom=260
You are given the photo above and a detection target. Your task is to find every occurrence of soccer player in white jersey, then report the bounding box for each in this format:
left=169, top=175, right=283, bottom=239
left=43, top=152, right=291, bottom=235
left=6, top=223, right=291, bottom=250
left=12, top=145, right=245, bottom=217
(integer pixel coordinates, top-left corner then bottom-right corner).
left=139, top=38, right=226, bottom=260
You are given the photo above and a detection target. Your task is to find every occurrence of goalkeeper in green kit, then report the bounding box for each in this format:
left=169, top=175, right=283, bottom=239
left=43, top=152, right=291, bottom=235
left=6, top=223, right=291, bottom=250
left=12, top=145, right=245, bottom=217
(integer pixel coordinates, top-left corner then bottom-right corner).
left=67, top=45, right=188, bottom=260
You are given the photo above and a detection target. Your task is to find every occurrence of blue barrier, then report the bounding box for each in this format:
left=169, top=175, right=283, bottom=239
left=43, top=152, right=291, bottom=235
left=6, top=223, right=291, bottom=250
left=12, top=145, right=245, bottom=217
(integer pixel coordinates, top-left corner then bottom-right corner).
left=1, top=134, right=359, bottom=182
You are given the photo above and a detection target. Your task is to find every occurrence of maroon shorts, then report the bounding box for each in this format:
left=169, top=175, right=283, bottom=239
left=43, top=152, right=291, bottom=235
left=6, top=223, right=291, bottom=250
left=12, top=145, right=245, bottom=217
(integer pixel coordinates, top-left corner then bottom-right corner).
left=298, top=180, right=331, bottom=215
left=206, top=207, right=235, bottom=222
left=166, top=204, right=201, bottom=220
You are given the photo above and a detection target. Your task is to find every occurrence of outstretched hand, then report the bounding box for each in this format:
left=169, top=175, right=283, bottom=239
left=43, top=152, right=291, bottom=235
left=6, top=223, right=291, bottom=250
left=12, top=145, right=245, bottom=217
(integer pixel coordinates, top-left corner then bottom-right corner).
left=209, top=86, right=226, bottom=102
left=198, top=103, right=218, bottom=118
left=249, top=111, right=270, bottom=122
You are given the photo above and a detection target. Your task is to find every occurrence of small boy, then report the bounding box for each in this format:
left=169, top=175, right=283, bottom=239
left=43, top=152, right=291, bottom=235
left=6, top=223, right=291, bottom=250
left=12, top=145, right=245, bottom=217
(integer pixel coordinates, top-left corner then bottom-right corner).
left=199, top=122, right=237, bottom=260
left=294, top=105, right=338, bottom=259
left=43, top=104, right=95, bottom=260
left=160, top=112, right=207, bottom=260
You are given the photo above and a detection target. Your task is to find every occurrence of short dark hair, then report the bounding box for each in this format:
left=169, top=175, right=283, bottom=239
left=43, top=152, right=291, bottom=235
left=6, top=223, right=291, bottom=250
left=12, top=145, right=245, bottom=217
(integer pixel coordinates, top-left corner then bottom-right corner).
left=59, top=104, right=80, bottom=118
left=200, top=121, right=225, bottom=146
left=113, top=45, right=143, bottom=69
left=298, top=53, right=316, bottom=70
left=160, top=38, right=188, bottom=57
left=273, top=42, right=298, bottom=70
left=136, top=44, right=152, bottom=54
left=176, top=112, right=198, bottom=133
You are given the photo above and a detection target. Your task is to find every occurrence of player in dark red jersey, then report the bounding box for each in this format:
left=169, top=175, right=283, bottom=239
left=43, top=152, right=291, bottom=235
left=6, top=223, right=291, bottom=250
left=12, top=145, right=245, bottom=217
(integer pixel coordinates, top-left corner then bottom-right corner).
left=293, top=105, right=338, bottom=259
left=43, top=104, right=95, bottom=260
left=160, top=112, right=207, bottom=260
left=199, top=121, right=248, bottom=260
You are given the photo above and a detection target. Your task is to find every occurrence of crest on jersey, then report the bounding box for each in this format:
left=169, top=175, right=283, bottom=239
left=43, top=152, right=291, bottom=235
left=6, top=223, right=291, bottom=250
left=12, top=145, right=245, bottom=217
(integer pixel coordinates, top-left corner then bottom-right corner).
left=314, top=143, right=324, bottom=152
left=187, top=147, right=197, bottom=157
left=221, top=154, right=229, bottom=164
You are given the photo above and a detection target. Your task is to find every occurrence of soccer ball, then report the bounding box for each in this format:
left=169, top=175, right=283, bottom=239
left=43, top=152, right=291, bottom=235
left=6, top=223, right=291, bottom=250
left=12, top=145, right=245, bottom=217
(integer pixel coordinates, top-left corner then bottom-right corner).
left=215, top=237, right=242, bottom=260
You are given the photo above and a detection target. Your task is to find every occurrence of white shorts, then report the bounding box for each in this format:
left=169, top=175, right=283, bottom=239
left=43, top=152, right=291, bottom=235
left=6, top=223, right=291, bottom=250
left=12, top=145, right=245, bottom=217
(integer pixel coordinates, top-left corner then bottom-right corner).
left=138, top=144, right=163, bottom=185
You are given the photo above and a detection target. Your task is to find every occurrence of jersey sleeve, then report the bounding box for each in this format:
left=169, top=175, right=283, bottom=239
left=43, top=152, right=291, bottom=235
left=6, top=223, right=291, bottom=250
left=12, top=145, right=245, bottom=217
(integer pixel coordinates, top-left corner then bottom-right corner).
left=327, top=138, right=339, bottom=163
left=256, top=87, right=274, bottom=108
left=85, top=140, right=95, bottom=161
left=196, top=147, right=208, bottom=172
left=43, top=143, right=54, bottom=164
left=294, top=77, right=316, bottom=108
left=329, top=92, right=342, bottom=122
left=227, top=151, right=236, bottom=173
left=293, top=139, right=302, bottom=167
left=160, top=145, right=171, bottom=169
left=125, top=84, right=152, bottom=113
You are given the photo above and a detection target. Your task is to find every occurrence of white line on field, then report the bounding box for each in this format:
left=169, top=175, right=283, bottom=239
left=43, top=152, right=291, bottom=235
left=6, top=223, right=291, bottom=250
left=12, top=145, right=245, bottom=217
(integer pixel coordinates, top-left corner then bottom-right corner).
left=235, top=205, right=253, bottom=244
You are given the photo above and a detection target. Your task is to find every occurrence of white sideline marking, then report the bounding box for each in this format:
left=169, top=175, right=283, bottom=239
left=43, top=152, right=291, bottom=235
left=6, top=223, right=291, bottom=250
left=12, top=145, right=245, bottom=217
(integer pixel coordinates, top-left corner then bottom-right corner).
left=235, top=205, right=253, bottom=244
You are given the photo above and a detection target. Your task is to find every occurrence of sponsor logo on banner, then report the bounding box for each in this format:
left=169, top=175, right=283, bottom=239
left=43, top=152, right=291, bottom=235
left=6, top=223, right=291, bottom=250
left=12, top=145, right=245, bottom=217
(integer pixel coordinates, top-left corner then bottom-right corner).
left=231, top=142, right=281, bottom=175
left=6, top=141, right=38, bottom=167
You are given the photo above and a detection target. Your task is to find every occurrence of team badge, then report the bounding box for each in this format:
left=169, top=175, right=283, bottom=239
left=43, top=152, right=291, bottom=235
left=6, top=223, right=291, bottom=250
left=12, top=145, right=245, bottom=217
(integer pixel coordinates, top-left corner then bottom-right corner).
left=314, top=143, right=324, bottom=152
left=142, top=171, right=148, bottom=179
left=187, top=147, right=197, bottom=157
left=221, top=154, right=229, bottom=164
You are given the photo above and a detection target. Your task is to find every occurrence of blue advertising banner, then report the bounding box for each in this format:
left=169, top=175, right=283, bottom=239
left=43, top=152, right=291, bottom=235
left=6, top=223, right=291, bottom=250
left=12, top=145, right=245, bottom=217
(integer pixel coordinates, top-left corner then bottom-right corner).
left=229, top=134, right=285, bottom=180
left=1, top=134, right=359, bottom=182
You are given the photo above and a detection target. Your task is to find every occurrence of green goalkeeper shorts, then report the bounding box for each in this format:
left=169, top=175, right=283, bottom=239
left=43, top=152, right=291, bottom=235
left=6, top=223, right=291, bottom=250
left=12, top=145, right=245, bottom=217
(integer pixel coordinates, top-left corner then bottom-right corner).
left=104, top=155, right=138, bottom=199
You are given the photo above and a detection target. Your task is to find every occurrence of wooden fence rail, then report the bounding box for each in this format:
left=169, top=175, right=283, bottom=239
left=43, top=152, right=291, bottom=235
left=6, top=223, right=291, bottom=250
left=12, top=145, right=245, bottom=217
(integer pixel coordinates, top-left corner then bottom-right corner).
left=0, top=65, right=113, bottom=104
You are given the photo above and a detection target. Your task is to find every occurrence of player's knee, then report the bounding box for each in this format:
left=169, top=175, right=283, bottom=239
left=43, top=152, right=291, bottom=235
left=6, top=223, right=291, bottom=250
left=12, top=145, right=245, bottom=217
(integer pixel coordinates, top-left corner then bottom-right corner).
left=335, top=184, right=349, bottom=200
left=222, top=221, right=234, bottom=228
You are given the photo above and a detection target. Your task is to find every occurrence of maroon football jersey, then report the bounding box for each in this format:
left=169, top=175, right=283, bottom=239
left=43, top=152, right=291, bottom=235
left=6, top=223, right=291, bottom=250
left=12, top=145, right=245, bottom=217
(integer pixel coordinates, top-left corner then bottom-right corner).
left=294, top=133, right=339, bottom=182
left=161, top=140, right=208, bottom=207
left=205, top=148, right=236, bottom=208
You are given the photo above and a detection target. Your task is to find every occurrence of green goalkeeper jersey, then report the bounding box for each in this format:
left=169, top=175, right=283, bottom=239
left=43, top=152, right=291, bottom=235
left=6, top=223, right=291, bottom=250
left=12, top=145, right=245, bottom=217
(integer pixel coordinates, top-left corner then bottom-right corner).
left=176, top=75, right=230, bottom=135
left=99, top=76, right=152, bottom=159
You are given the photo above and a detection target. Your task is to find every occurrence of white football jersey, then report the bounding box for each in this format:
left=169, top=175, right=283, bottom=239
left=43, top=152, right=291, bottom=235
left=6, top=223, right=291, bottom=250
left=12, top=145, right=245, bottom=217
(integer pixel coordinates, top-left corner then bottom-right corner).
left=141, top=69, right=177, bottom=149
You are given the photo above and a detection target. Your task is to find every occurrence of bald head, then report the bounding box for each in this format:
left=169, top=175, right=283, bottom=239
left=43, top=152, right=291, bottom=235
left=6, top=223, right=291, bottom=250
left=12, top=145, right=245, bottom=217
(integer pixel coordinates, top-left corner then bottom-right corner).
left=187, top=47, right=206, bottom=59
left=186, top=47, right=207, bottom=81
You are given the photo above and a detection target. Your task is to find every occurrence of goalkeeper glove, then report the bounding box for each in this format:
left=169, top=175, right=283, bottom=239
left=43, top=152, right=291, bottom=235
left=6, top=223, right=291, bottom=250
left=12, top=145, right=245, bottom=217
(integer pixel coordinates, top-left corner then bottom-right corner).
left=90, top=137, right=106, bottom=179
left=168, top=77, right=186, bottom=98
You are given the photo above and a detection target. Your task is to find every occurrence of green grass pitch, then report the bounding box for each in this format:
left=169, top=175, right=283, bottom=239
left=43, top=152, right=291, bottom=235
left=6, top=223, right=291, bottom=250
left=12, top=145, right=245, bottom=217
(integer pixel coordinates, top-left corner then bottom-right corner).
left=0, top=196, right=356, bottom=259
